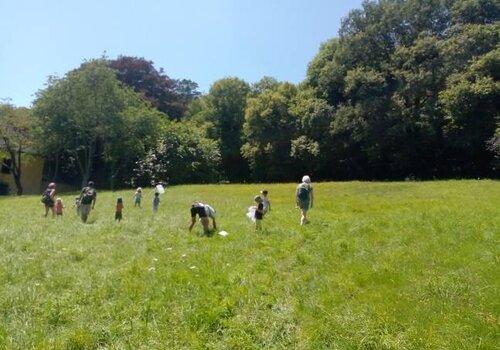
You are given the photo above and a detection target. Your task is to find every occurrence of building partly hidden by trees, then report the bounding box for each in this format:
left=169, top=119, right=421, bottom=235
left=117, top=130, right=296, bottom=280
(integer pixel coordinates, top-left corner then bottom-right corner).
left=1, top=0, right=498, bottom=193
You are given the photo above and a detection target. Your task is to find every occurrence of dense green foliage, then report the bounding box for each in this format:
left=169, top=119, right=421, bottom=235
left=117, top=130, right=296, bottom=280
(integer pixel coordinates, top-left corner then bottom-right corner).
left=3, top=0, right=498, bottom=188
left=189, top=0, right=499, bottom=181
left=108, top=56, right=200, bottom=120
left=133, top=121, right=221, bottom=185
left=32, top=60, right=165, bottom=187
left=188, top=78, right=250, bottom=181
left=0, top=181, right=498, bottom=348
left=0, top=104, right=36, bottom=194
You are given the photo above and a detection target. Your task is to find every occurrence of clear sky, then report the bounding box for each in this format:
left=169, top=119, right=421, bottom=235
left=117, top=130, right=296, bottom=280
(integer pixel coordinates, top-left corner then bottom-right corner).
left=0, top=0, right=363, bottom=107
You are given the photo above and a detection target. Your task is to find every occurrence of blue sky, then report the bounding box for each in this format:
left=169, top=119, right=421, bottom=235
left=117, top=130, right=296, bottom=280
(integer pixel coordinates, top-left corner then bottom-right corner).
left=0, top=0, right=363, bottom=107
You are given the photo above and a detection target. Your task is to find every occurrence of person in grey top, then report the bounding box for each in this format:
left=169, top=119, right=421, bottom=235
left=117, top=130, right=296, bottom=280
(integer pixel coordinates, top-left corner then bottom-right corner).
left=296, top=175, right=313, bottom=225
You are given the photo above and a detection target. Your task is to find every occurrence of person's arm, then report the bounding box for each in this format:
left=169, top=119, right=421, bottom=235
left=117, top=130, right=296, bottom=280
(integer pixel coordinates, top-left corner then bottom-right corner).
left=212, top=217, right=217, bottom=230
left=92, top=194, right=97, bottom=209
left=295, top=187, right=299, bottom=207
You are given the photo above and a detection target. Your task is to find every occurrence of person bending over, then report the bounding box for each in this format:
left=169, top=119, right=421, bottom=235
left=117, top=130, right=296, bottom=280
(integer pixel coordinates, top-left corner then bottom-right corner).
left=189, top=201, right=215, bottom=234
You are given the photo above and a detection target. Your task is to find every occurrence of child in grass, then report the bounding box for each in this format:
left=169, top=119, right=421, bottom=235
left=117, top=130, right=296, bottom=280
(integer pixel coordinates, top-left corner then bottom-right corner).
left=115, top=197, right=124, bottom=222
left=261, top=190, right=271, bottom=214
left=73, top=197, right=81, bottom=216
left=253, top=195, right=265, bottom=230
left=152, top=192, right=160, bottom=213
left=55, top=198, right=64, bottom=217
left=133, top=187, right=142, bottom=208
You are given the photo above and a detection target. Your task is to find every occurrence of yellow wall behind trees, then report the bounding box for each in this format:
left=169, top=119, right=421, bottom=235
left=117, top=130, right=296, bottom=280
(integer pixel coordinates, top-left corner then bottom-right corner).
left=0, top=151, right=44, bottom=195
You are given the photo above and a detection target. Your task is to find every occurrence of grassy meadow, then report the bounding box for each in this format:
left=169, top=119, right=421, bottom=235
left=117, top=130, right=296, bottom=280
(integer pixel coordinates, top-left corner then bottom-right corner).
left=0, top=181, right=498, bottom=349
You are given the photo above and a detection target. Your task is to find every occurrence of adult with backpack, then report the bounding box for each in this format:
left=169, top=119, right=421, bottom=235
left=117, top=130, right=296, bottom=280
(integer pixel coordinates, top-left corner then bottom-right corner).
left=41, top=182, right=56, bottom=217
left=296, top=175, right=314, bottom=226
left=79, top=181, right=97, bottom=223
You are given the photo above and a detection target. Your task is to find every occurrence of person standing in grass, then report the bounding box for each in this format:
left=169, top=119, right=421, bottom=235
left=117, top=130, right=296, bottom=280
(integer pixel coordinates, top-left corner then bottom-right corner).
left=133, top=187, right=142, bottom=208
left=115, top=197, right=124, bottom=222
left=79, top=181, right=97, bottom=223
left=55, top=198, right=64, bottom=217
left=261, top=190, right=271, bottom=214
left=254, top=195, right=265, bottom=231
left=296, top=175, right=313, bottom=226
left=41, top=182, right=56, bottom=217
left=73, top=197, right=81, bottom=216
left=152, top=192, right=160, bottom=213
left=189, top=201, right=215, bottom=234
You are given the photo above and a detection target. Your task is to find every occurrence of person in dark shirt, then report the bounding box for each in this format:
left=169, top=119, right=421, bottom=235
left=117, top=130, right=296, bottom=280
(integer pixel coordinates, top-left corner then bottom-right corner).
left=189, top=201, right=213, bottom=234
left=254, top=195, right=264, bottom=231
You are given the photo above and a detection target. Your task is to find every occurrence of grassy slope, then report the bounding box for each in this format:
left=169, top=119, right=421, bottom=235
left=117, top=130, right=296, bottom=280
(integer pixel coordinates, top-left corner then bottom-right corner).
left=0, top=181, right=498, bottom=349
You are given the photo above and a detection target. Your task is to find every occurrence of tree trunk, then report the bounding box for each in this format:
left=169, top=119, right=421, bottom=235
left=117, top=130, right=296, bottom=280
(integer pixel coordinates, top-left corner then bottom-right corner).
left=7, top=147, right=23, bottom=195
left=13, top=173, right=23, bottom=195
left=74, top=143, right=94, bottom=187
left=52, top=152, right=60, bottom=181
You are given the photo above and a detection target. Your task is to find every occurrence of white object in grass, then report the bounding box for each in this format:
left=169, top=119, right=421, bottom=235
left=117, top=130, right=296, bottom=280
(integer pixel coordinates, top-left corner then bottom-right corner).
left=246, top=206, right=256, bottom=223
left=218, top=230, right=229, bottom=237
left=155, top=184, right=165, bottom=194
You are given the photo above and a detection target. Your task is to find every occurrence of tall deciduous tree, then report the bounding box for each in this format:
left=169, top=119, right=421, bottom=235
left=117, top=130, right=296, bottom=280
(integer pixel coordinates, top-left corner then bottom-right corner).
left=33, top=60, right=163, bottom=186
left=241, top=83, right=299, bottom=180
left=108, top=56, right=200, bottom=120
left=189, top=78, right=250, bottom=180
left=0, top=103, right=35, bottom=195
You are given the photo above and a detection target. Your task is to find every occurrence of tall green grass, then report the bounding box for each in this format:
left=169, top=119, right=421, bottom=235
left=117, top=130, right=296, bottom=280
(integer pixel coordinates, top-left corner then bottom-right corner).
left=0, top=181, right=498, bottom=349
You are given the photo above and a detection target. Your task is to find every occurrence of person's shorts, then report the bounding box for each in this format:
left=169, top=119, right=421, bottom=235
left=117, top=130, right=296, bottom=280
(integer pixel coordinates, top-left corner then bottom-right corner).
left=298, top=200, right=310, bottom=211
left=80, top=204, right=91, bottom=218
left=115, top=212, right=122, bottom=220
left=45, top=200, right=55, bottom=208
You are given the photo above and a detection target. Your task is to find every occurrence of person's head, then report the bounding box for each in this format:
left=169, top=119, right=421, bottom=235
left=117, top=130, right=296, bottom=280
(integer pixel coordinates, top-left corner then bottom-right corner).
left=137, top=187, right=142, bottom=192
left=254, top=195, right=263, bottom=203
left=56, top=197, right=62, bottom=203
left=261, top=190, right=268, bottom=197
left=48, top=182, right=56, bottom=189
left=88, top=181, right=94, bottom=188
left=117, top=197, right=123, bottom=204
left=155, top=192, right=159, bottom=197
left=302, top=175, right=311, bottom=184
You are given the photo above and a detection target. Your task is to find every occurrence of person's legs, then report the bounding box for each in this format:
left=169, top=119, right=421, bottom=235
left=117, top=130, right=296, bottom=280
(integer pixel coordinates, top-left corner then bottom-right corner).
left=300, top=209, right=308, bottom=225
left=81, top=204, right=90, bottom=223
left=201, top=217, right=210, bottom=234
left=255, top=219, right=262, bottom=231
left=44, top=205, right=49, bottom=217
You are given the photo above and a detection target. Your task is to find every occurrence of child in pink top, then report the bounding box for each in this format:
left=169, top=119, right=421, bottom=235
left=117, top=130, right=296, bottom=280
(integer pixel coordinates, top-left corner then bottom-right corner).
left=55, top=198, right=64, bottom=216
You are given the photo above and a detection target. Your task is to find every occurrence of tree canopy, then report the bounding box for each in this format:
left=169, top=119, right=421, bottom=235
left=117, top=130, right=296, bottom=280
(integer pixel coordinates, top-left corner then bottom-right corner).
left=3, top=0, right=498, bottom=192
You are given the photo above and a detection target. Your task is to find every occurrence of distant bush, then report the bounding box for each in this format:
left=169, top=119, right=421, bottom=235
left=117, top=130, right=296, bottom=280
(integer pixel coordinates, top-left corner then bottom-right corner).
left=0, top=181, right=9, bottom=195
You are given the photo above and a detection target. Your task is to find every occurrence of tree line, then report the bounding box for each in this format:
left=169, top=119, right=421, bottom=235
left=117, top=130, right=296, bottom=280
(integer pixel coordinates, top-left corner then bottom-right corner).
left=1, top=0, right=498, bottom=194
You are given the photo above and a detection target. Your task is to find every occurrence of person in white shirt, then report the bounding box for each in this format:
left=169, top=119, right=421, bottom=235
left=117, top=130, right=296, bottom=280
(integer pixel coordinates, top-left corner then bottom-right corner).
left=260, top=190, right=271, bottom=214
